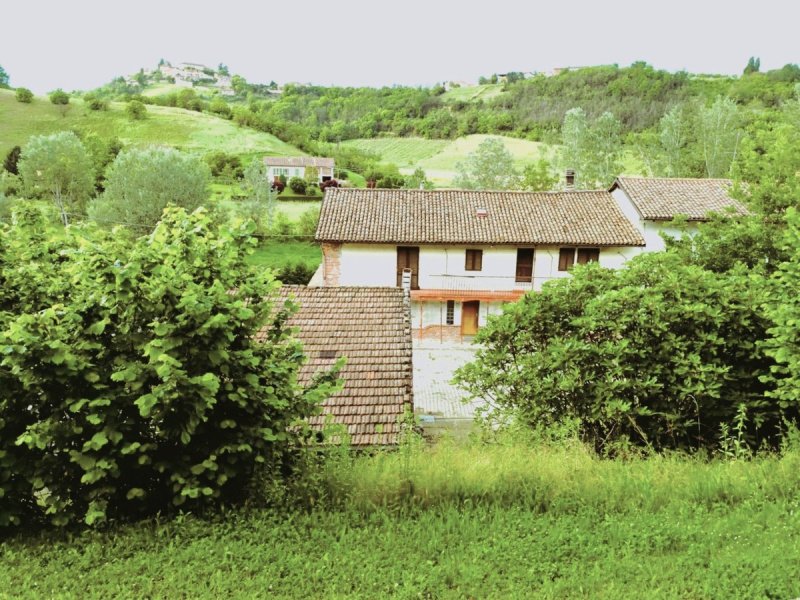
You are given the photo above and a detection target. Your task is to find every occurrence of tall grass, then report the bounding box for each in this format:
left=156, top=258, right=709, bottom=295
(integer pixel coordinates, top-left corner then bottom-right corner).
left=321, top=434, right=800, bottom=515
left=4, top=437, right=800, bottom=597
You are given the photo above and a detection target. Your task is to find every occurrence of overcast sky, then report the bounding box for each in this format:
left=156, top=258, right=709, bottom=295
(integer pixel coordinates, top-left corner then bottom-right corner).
left=2, top=0, right=798, bottom=92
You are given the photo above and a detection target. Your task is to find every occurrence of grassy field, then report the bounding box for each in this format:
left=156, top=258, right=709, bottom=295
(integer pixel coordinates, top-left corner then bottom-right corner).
left=344, top=134, right=552, bottom=186
left=0, top=89, right=303, bottom=158
left=441, top=83, right=506, bottom=103
left=247, top=240, right=320, bottom=270
left=340, top=137, right=449, bottom=168
left=2, top=441, right=799, bottom=598
left=345, top=134, right=646, bottom=186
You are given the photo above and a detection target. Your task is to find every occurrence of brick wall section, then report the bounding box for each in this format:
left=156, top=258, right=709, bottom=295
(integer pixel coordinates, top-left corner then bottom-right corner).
left=413, top=325, right=465, bottom=343
left=321, top=242, right=342, bottom=286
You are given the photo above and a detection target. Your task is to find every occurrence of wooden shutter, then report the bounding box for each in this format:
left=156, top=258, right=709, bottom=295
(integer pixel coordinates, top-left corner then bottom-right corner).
left=558, top=248, right=575, bottom=272
left=396, top=246, right=420, bottom=289
left=465, top=249, right=483, bottom=271
left=577, top=248, right=600, bottom=265
left=515, top=249, right=534, bottom=282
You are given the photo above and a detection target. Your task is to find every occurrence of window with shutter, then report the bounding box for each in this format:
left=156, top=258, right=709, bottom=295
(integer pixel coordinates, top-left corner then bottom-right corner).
left=465, top=249, right=483, bottom=271
left=558, top=248, right=576, bottom=272
left=515, top=248, right=534, bottom=282
left=577, top=248, right=600, bottom=265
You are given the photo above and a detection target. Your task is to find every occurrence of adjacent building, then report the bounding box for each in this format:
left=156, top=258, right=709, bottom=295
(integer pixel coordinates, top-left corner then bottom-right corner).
left=263, top=157, right=335, bottom=184
left=610, top=177, right=749, bottom=252
left=256, top=286, right=413, bottom=446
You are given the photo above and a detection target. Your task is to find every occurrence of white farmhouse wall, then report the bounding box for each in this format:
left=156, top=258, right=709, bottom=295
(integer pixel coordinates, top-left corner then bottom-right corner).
left=338, top=244, right=396, bottom=286
left=611, top=187, right=700, bottom=253
left=417, top=245, right=519, bottom=290
left=337, top=243, right=640, bottom=291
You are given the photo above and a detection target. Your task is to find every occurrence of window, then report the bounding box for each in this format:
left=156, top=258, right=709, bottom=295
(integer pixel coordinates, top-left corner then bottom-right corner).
left=577, top=248, right=600, bottom=265
left=516, top=248, right=534, bottom=282
left=274, top=167, right=289, bottom=176
left=558, top=248, right=575, bottom=272
left=465, top=249, right=483, bottom=271
left=559, top=248, right=600, bottom=271
left=446, top=300, right=455, bottom=325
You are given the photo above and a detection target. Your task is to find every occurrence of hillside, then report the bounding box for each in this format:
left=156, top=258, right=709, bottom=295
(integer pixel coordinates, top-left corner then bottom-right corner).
left=342, top=135, right=551, bottom=185
left=0, top=89, right=303, bottom=159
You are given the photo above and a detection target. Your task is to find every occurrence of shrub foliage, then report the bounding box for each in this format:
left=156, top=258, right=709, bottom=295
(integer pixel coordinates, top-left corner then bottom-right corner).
left=456, top=253, right=782, bottom=452
left=0, top=206, right=339, bottom=528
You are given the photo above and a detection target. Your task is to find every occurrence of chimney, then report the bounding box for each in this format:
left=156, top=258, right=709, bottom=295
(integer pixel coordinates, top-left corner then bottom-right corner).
left=401, top=269, right=412, bottom=298
left=565, top=169, right=576, bottom=189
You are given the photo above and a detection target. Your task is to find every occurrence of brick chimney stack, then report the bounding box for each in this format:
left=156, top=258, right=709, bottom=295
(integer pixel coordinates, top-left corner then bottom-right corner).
left=565, top=169, right=576, bottom=189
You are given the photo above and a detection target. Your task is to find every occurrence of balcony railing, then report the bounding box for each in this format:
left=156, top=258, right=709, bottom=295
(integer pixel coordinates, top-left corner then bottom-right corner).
left=421, top=273, right=536, bottom=292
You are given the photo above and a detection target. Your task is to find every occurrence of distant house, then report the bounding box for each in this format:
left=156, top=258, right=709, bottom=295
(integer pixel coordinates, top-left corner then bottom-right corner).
left=315, top=188, right=644, bottom=341
left=609, top=177, right=749, bottom=252
left=256, top=286, right=413, bottom=446
left=263, top=157, right=335, bottom=183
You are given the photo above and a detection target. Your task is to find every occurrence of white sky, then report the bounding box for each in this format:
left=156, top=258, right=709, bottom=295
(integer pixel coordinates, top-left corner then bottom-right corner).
left=2, top=0, right=799, bottom=92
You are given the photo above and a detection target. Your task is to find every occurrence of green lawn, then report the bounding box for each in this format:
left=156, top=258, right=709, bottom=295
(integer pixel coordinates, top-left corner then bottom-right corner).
left=0, top=89, right=303, bottom=158
left=3, top=442, right=799, bottom=598
left=247, top=240, right=320, bottom=269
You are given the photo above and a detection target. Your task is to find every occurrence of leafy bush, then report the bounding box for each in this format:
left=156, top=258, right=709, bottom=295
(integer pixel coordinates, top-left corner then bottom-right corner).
left=455, top=253, right=779, bottom=452
left=126, top=100, right=147, bottom=120
left=3, top=145, right=21, bottom=175
left=18, top=131, right=94, bottom=226
left=48, top=89, right=69, bottom=105
left=15, top=88, right=33, bottom=103
left=0, top=206, right=340, bottom=528
left=319, top=179, right=339, bottom=192
left=276, top=262, right=316, bottom=285
left=205, top=151, right=243, bottom=180
left=763, top=207, right=800, bottom=409
left=89, top=147, right=209, bottom=232
left=296, top=206, right=320, bottom=238
left=209, top=97, right=232, bottom=119
left=288, top=177, right=307, bottom=195
left=83, top=92, right=108, bottom=111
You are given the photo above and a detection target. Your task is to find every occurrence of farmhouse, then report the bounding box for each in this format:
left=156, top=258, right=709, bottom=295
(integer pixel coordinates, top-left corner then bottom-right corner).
left=263, top=156, right=335, bottom=184
left=257, top=286, right=413, bottom=445
left=610, top=177, right=749, bottom=252
left=315, top=188, right=645, bottom=341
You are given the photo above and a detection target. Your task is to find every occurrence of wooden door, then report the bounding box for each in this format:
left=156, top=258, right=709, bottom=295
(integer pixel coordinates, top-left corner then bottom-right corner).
left=396, top=246, right=419, bottom=289
left=461, top=301, right=480, bottom=335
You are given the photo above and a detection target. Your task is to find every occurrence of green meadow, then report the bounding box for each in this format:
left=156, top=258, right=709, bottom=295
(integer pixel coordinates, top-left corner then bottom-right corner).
left=3, top=440, right=799, bottom=598
left=0, top=89, right=303, bottom=158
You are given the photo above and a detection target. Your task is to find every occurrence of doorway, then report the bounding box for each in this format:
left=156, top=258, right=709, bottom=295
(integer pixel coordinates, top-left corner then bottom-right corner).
left=461, top=301, right=480, bottom=336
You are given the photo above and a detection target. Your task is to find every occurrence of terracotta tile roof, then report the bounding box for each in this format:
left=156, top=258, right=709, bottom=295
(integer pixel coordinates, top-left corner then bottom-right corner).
left=263, top=156, right=334, bottom=168
left=316, top=188, right=645, bottom=247
left=611, top=177, right=749, bottom=221
left=256, top=286, right=413, bottom=446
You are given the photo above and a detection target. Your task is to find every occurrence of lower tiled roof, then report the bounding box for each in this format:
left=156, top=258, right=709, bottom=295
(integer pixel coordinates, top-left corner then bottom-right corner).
left=316, top=188, right=645, bottom=247
left=257, top=286, right=413, bottom=446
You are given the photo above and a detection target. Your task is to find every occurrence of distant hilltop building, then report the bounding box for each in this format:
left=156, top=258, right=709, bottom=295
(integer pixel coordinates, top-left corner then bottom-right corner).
left=550, top=66, right=591, bottom=76
left=157, top=61, right=235, bottom=95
